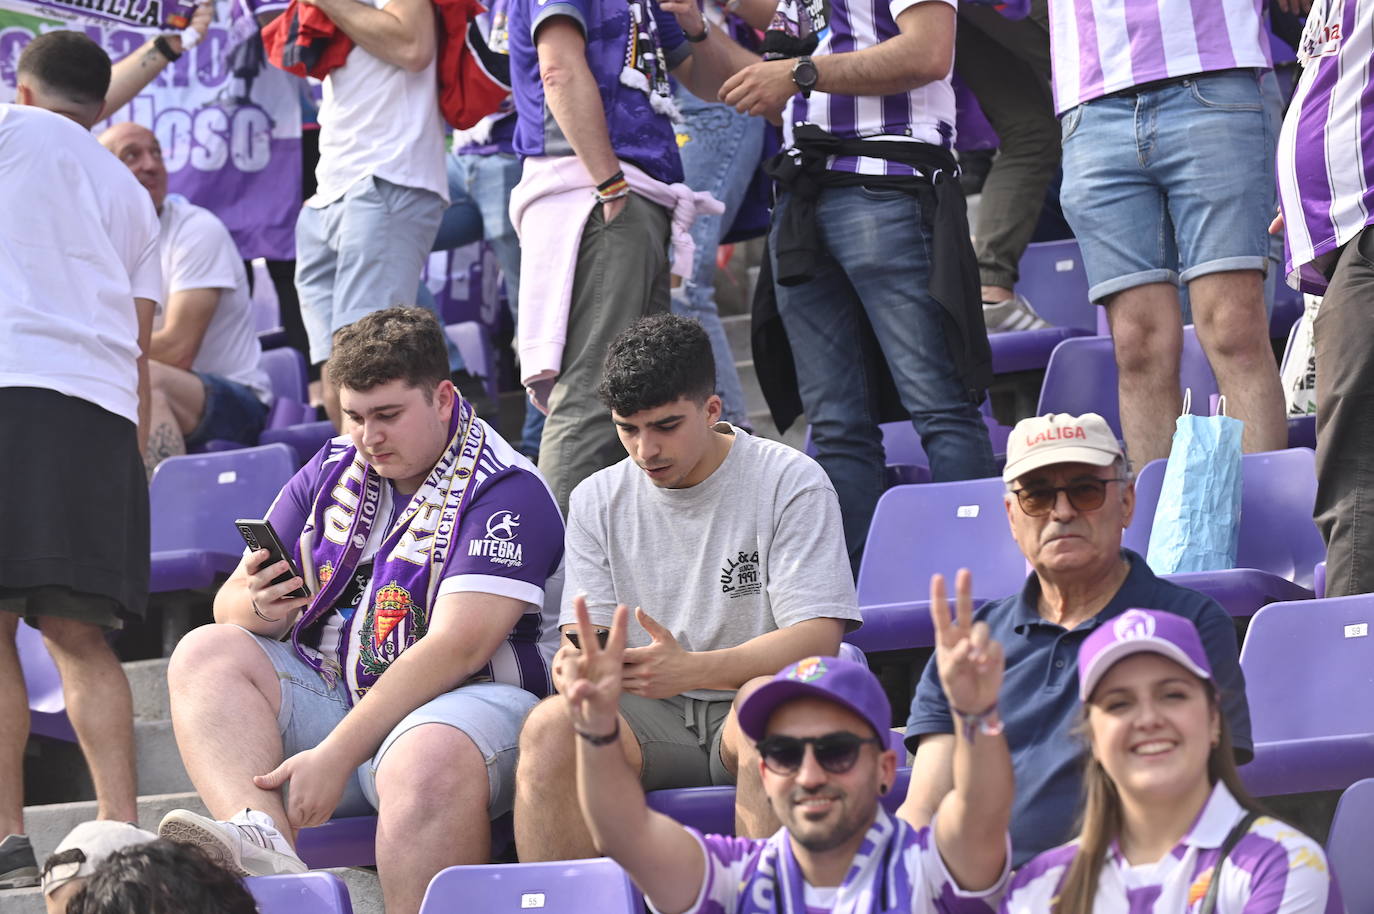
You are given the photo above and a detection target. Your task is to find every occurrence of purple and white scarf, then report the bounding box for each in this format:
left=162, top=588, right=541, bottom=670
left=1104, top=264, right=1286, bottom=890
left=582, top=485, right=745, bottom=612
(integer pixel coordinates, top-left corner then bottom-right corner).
left=290, top=399, right=486, bottom=703
left=743, top=808, right=917, bottom=914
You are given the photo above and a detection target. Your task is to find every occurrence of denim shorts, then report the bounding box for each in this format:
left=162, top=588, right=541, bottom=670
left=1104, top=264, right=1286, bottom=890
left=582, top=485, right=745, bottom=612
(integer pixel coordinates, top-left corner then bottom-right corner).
left=185, top=373, right=269, bottom=449
left=237, top=626, right=537, bottom=818
left=1059, top=69, right=1275, bottom=303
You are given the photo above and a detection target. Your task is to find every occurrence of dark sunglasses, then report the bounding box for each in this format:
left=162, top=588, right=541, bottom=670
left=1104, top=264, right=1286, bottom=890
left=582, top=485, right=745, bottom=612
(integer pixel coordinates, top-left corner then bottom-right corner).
left=756, top=732, right=882, bottom=775
left=1011, top=477, right=1126, bottom=516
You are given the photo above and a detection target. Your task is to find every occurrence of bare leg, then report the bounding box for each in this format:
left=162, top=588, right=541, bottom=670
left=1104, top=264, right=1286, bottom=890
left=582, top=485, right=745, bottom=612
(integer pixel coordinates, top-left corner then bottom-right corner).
left=166, top=625, right=292, bottom=835
left=147, top=361, right=208, bottom=435
left=514, top=697, right=642, bottom=861
left=0, top=611, right=28, bottom=837
left=1188, top=270, right=1287, bottom=454
left=1106, top=283, right=1185, bottom=468
left=981, top=285, right=1013, bottom=303
left=143, top=388, right=187, bottom=476
left=726, top=677, right=776, bottom=838
left=320, top=363, right=341, bottom=431
left=374, top=725, right=491, bottom=914
left=38, top=617, right=137, bottom=823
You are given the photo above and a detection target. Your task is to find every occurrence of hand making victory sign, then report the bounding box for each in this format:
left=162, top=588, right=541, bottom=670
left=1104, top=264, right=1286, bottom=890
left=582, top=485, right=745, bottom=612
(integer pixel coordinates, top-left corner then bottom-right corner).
left=930, top=569, right=1004, bottom=721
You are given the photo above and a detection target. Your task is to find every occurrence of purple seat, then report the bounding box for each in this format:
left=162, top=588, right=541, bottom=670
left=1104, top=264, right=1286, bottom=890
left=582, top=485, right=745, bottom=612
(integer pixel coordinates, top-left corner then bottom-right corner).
left=262, top=347, right=309, bottom=405
left=296, top=817, right=378, bottom=869
left=647, top=767, right=914, bottom=837
left=149, top=444, right=297, bottom=593
left=420, top=858, right=640, bottom=914
left=851, top=478, right=1026, bottom=652
left=16, top=620, right=76, bottom=741
left=1121, top=448, right=1322, bottom=617
left=1037, top=327, right=1218, bottom=439
left=1013, top=240, right=1095, bottom=332
left=1315, top=561, right=1327, bottom=599
left=1327, top=777, right=1374, bottom=911
left=246, top=872, right=353, bottom=914
left=1238, top=594, right=1374, bottom=797
left=803, top=413, right=1009, bottom=488
left=260, top=420, right=338, bottom=468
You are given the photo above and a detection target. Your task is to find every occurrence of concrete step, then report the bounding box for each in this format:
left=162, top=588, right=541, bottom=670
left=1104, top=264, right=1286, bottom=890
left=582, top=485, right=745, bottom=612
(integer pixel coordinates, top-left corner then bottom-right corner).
left=126, top=656, right=171, bottom=723
left=22, top=791, right=208, bottom=864
left=723, top=312, right=751, bottom=366
left=26, top=720, right=192, bottom=806
left=735, top=359, right=770, bottom=420
left=0, top=867, right=380, bottom=914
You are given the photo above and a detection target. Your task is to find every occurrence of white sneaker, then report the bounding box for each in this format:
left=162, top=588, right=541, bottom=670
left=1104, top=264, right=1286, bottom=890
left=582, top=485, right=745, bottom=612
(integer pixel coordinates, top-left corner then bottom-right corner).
left=983, top=293, right=1052, bottom=333
left=158, top=808, right=307, bottom=877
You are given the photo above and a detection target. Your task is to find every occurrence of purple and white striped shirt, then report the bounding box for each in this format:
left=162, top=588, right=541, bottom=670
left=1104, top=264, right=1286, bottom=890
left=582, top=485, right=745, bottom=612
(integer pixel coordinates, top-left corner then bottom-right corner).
left=777, top=0, right=958, bottom=175
left=1276, top=0, right=1374, bottom=294
left=1046, top=0, right=1273, bottom=114
left=1001, top=782, right=1342, bottom=913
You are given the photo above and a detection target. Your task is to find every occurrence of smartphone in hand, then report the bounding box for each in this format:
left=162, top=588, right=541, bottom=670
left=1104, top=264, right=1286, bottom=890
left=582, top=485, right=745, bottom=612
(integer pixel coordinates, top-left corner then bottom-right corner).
left=235, top=518, right=311, bottom=600
left=565, top=629, right=610, bottom=650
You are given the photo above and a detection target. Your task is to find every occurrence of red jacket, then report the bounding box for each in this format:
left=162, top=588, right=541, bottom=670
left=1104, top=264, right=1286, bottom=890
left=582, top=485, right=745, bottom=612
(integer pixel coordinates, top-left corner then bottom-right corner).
left=262, top=0, right=509, bottom=130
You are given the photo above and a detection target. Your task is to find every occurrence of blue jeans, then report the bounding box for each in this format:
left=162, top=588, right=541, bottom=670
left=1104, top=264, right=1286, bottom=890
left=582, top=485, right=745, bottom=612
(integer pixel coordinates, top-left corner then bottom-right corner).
left=672, top=86, right=764, bottom=426
left=421, top=151, right=545, bottom=457
left=1059, top=69, right=1275, bottom=303
left=771, top=186, right=997, bottom=566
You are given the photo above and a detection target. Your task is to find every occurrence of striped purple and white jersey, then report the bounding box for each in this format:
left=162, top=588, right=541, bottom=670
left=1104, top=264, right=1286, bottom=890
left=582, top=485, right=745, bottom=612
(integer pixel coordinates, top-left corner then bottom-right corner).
left=1001, top=783, right=1342, bottom=914
left=776, top=0, right=958, bottom=175
left=1276, top=0, right=1374, bottom=294
left=1046, top=0, right=1273, bottom=113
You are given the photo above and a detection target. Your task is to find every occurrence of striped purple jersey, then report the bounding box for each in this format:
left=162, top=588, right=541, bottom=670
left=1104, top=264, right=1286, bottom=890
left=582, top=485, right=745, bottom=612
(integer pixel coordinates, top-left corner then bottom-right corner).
left=1276, top=0, right=1374, bottom=294
left=1001, top=783, right=1342, bottom=913
left=1046, top=0, right=1272, bottom=114
left=776, top=0, right=958, bottom=176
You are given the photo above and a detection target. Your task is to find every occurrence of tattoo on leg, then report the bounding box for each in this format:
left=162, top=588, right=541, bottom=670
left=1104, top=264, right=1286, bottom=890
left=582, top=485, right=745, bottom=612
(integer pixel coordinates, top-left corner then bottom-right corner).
left=144, top=419, right=186, bottom=477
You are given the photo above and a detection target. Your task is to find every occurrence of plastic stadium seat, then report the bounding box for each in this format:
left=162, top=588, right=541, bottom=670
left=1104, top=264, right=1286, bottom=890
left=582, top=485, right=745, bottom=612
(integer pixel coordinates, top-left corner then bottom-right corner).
left=647, top=768, right=914, bottom=837
left=149, top=444, right=297, bottom=593
left=1037, top=327, right=1218, bottom=439
left=16, top=619, right=75, bottom=741
left=246, top=872, right=353, bottom=913
left=1315, top=561, right=1327, bottom=599
left=420, top=858, right=639, bottom=914
left=851, top=478, right=1026, bottom=652
left=262, top=347, right=309, bottom=405
left=987, top=239, right=1096, bottom=374
left=803, top=412, right=1010, bottom=490
left=1121, top=449, right=1322, bottom=617
left=1238, top=595, right=1374, bottom=797
left=296, top=817, right=379, bottom=869
left=260, top=419, right=338, bottom=467
left=1327, top=778, right=1374, bottom=912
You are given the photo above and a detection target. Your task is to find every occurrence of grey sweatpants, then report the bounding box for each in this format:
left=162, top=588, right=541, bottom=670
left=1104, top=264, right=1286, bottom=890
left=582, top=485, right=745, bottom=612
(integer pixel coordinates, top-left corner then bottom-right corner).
left=538, top=194, right=671, bottom=513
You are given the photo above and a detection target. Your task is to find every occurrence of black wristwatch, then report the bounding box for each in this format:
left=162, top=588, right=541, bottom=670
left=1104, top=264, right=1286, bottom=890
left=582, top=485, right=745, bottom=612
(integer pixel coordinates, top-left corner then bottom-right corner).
left=791, top=55, right=818, bottom=98
left=154, top=36, right=182, bottom=62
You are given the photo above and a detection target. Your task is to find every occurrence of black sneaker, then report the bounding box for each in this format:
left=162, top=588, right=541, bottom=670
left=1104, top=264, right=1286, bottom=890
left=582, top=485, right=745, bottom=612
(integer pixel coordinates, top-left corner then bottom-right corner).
left=0, top=834, right=39, bottom=889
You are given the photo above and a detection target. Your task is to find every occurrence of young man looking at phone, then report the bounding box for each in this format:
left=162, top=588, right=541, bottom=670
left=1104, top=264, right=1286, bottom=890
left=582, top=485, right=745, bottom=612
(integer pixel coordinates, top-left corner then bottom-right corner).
left=158, top=308, right=564, bottom=914
left=515, top=314, right=860, bottom=860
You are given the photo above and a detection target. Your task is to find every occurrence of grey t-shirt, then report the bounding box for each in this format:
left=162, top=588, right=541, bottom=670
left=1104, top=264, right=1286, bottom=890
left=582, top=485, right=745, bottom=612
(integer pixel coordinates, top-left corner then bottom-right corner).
left=561, top=424, right=860, bottom=700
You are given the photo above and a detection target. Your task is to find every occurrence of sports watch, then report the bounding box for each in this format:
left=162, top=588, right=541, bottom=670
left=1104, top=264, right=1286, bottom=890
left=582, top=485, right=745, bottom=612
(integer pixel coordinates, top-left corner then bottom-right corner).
left=791, top=56, right=818, bottom=98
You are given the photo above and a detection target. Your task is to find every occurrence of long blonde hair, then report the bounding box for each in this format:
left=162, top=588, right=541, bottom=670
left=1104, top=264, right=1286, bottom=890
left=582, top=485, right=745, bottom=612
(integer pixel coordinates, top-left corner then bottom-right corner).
left=1051, top=685, right=1265, bottom=914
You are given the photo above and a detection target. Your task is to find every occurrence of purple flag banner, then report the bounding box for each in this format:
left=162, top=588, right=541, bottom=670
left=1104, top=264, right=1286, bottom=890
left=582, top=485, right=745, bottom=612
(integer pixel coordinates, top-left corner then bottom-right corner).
left=0, top=0, right=303, bottom=260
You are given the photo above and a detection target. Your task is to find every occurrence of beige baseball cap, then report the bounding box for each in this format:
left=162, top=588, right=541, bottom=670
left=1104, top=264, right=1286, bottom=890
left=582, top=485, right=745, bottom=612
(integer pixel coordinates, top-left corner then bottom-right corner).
left=42, top=821, right=157, bottom=896
left=1002, top=413, right=1123, bottom=483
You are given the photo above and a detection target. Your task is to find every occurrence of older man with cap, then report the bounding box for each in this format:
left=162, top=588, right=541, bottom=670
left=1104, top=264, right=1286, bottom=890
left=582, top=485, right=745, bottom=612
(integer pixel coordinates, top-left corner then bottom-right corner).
left=897, top=412, right=1252, bottom=867
left=559, top=593, right=1012, bottom=913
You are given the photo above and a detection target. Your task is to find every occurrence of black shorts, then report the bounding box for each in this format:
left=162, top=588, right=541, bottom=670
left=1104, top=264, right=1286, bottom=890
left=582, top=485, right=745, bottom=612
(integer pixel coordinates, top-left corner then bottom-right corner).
left=0, top=387, right=149, bottom=622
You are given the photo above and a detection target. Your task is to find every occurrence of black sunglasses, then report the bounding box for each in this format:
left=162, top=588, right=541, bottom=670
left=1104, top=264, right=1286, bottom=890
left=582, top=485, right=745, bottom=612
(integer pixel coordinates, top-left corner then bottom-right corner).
left=756, top=732, right=882, bottom=775
left=1011, top=477, right=1126, bottom=516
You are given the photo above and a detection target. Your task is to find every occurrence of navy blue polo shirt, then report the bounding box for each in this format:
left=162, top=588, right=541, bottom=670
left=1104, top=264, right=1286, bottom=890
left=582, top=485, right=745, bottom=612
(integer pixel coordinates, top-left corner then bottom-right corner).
left=904, top=549, right=1251, bottom=867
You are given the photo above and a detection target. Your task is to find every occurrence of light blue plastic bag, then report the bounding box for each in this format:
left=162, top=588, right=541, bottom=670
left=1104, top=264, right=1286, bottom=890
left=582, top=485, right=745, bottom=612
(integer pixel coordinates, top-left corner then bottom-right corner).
left=1146, top=392, right=1244, bottom=575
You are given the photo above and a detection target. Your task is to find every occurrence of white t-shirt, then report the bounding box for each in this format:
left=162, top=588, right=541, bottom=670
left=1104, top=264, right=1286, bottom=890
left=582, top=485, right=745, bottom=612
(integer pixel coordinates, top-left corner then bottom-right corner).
left=0, top=105, right=161, bottom=426
left=310, top=2, right=449, bottom=207
left=561, top=425, right=861, bottom=701
left=158, top=195, right=271, bottom=402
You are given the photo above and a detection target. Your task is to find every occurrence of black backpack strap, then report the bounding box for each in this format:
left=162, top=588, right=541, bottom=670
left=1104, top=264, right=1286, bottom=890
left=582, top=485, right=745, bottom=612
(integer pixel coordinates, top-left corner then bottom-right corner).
left=1197, top=811, right=1261, bottom=914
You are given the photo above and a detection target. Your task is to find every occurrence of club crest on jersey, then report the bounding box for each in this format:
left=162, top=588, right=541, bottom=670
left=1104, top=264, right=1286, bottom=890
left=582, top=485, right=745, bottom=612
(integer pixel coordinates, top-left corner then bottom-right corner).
left=468, top=510, right=525, bottom=567
left=789, top=657, right=827, bottom=683
left=318, top=561, right=334, bottom=588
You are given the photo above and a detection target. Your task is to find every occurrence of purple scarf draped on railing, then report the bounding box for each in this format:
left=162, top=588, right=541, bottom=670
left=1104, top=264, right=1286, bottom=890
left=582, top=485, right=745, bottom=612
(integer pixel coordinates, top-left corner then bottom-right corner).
left=290, top=399, right=486, bottom=704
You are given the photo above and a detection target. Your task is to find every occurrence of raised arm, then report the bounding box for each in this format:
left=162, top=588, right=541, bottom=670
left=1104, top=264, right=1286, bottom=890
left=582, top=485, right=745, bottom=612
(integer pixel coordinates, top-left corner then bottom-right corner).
left=660, top=0, right=762, bottom=103
left=304, top=0, right=436, bottom=72
left=928, top=570, right=1011, bottom=892
left=105, top=2, right=213, bottom=116
left=567, top=599, right=706, bottom=914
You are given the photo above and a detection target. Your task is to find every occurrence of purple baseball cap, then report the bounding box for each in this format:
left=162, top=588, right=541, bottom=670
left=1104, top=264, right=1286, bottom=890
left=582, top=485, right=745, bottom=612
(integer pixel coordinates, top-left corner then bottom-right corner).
left=738, top=656, right=891, bottom=742
left=1078, top=609, right=1213, bottom=700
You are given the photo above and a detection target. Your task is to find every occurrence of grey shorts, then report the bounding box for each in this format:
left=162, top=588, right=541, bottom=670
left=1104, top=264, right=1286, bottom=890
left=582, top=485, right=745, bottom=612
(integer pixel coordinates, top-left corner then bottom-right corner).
left=620, top=693, right=736, bottom=789
left=238, top=626, right=537, bottom=818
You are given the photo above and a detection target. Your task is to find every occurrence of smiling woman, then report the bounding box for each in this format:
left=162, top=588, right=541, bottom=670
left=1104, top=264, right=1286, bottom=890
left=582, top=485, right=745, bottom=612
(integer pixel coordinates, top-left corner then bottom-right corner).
left=1001, top=610, right=1342, bottom=914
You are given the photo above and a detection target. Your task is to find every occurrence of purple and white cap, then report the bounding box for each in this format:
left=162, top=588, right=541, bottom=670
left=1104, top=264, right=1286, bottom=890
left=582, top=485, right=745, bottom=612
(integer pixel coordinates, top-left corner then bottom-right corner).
left=738, top=656, right=891, bottom=742
left=1078, top=609, right=1213, bottom=700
